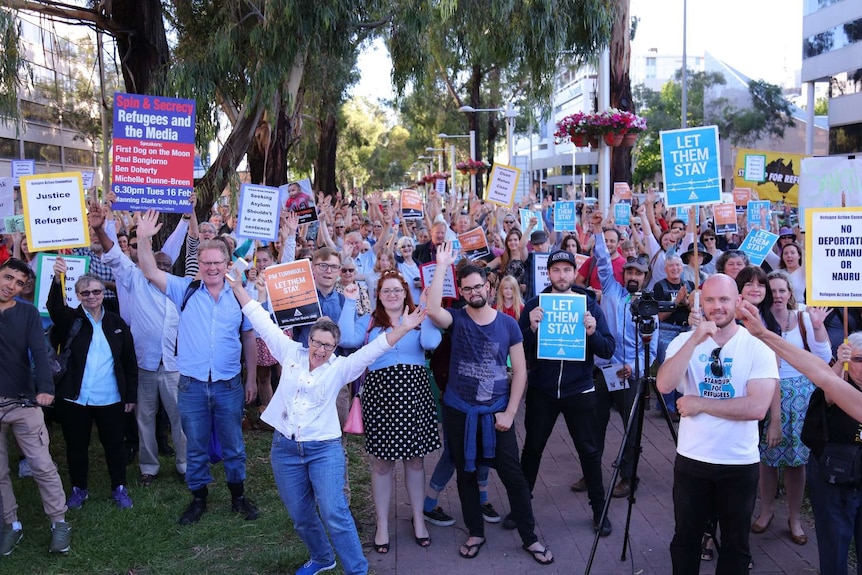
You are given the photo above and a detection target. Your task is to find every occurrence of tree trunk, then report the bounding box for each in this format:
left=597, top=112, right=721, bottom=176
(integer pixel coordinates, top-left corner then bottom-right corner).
left=313, top=113, right=338, bottom=196
left=106, top=0, right=170, bottom=95
left=469, top=63, right=484, bottom=200
left=610, top=0, right=633, bottom=189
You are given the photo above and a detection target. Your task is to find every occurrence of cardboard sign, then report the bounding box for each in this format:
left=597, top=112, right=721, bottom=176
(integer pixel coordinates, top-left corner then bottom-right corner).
left=80, top=171, right=95, bottom=189
left=713, top=204, right=738, bottom=235
left=614, top=203, right=631, bottom=226
left=236, top=183, right=281, bottom=241
left=110, top=93, right=196, bottom=213
left=11, top=160, right=35, bottom=187
left=747, top=200, right=771, bottom=229
left=485, top=163, right=521, bottom=208
left=3, top=215, right=24, bottom=233
left=739, top=229, right=778, bottom=266
left=0, top=178, right=14, bottom=222
left=279, top=178, right=317, bottom=225
left=805, top=208, right=862, bottom=307
left=553, top=201, right=577, bottom=231
left=21, top=173, right=90, bottom=252
left=532, top=252, right=551, bottom=296
left=419, top=262, right=458, bottom=299
left=435, top=178, right=447, bottom=197
left=519, top=208, right=543, bottom=232
left=537, top=293, right=587, bottom=361
left=732, top=187, right=752, bottom=214
left=33, top=253, right=90, bottom=317
left=734, top=147, right=806, bottom=206
left=614, top=182, right=633, bottom=202
left=743, top=154, right=767, bottom=183
left=458, top=227, right=490, bottom=260
left=575, top=253, right=589, bottom=271
left=400, top=189, right=424, bottom=219
left=264, top=260, right=321, bottom=328
left=660, top=125, right=722, bottom=207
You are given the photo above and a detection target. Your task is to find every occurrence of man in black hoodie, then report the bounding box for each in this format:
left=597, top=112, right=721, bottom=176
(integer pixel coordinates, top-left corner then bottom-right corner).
left=515, top=250, right=616, bottom=536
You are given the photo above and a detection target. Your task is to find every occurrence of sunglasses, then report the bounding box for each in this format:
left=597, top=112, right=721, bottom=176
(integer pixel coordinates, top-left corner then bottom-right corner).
left=709, top=347, right=724, bottom=378
left=78, top=289, right=103, bottom=297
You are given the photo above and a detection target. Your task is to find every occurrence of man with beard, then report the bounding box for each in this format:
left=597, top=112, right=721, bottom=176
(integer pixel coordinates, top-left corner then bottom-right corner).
left=426, top=242, right=554, bottom=565
left=590, top=224, right=657, bottom=499
left=657, top=275, right=777, bottom=574
left=514, top=250, right=616, bottom=536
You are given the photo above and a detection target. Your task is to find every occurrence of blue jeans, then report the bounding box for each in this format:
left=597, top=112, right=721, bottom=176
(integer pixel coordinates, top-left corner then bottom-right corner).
left=657, top=324, right=686, bottom=412
left=807, top=455, right=862, bottom=575
left=271, top=433, right=367, bottom=575
left=178, top=374, right=246, bottom=491
left=429, top=427, right=489, bottom=493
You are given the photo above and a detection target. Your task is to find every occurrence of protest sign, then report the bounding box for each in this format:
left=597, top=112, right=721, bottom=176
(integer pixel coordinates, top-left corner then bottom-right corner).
left=805, top=208, right=862, bottom=307
left=732, top=187, right=752, bottom=214
left=21, top=173, right=90, bottom=252
left=458, top=227, right=490, bottom=260
left=0, top=177, right=13, bottom=222
left=279, top=179, right=317, bottom=225
left=80, top=171, right=95, bottom=189
left=236, top=183, right=281, bottom=241
left=537, top=293, right=587, bottom=361
left=533, top=252, right=550, bottom=295
left=734, top=147, right=806, bottom=206
left=614, top=182, right=633, bottom=203
left=435, top=178, right=447, bottom=197
left=614, top=203, right=631, bottom=226
left=713, top=204, right=738, bottom=235
left=33, top=253, right=90, bottom=317
left=739, top=229, right=778, bottom=266
left=419, top=262, right=458, bottom=299
left=400, top=189, right=424, bottom=219
left=660, top=125, right=722, bottom=207
left=11, top=160, right=35, bottom=187
left=110, top=93, right=196, bottom=213
left=799, top=157, right=862, bottom=229
left=747, top=200, right=771, bottom=229
left=485, top=164, right=521, bottom=208
left=519, top=208, right=543, bottom=232
left=4, top=215, right=24, bottom=233
left=553, top=201, right=577, bottom=231
left=600, top=363, right=629, bottom=392
left=575, top=253, right=589, bottom=271
left=264, top=260, right=321, bottom=328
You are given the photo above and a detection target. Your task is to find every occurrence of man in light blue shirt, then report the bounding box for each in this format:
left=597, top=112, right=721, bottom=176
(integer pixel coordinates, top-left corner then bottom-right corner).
left=136, top=209, right=259, bottom=526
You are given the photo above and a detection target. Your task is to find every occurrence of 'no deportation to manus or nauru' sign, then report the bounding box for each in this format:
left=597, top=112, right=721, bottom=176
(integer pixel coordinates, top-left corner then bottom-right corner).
left=110, top=93, right=196, bottom=213
left=806, top=207, right=862, bottom=307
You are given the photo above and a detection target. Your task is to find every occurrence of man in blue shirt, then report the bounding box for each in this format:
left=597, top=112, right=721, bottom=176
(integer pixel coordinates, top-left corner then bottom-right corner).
left=136, top=209, right=259, bottom=526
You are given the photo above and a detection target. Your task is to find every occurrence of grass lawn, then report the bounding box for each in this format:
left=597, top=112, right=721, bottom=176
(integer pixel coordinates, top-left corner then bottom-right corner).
left=2, top=421, right=375, bottom=575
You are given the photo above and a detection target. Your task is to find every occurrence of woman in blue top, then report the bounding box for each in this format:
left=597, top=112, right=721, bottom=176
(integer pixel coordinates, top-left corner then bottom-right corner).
left=340, top=270, right=442, bottom=553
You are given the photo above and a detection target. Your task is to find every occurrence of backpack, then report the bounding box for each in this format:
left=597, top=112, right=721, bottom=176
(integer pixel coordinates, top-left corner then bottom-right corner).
left=175, top=280, right=244, bottom=354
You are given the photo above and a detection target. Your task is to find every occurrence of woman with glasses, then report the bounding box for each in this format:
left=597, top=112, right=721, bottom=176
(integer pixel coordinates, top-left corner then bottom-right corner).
left=396, top=236, right=422, bottom=304
left=698, top=230, right=722, bottom=276
left=365, top=249, right=396, bottom=308
left=47, top=259, right=138, bottom=511
left=335, top=257, right=371, bottom=316
left=339, top=271, right=442, bottom=553
left=225, top=274, right=425, bottom=575
left=750, top=271, right=831, bottom=544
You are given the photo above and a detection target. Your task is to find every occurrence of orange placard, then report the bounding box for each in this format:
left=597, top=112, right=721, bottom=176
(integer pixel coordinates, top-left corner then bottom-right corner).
left=400, top=188, right=423, bottom=219
left=575, top=253, right=589, bottom=271
left=458, top=227, right=490, bottom=260
left=264, top=260, right=321, bottom=328
left=713, top=203, right=738, bottom=235
left=614, top=182, right=632, bottom=202
left=732, top=187, right=751, bottom=207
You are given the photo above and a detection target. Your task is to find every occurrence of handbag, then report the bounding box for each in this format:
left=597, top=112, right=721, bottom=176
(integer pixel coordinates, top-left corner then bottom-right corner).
left=49, top=318, right=83, bottom=383
left=343, top=395, right=364, bottom=435
left=820, top=442, right=862, bottom=486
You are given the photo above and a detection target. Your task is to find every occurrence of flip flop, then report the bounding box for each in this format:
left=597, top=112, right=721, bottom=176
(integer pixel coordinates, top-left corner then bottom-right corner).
left=523, top=543, right=554, bottom=566
left=458, top=538, right=485, bottom=559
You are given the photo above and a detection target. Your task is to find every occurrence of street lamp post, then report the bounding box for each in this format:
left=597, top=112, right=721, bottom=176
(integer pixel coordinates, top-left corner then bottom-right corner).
left=438, top=133, right=470, bottom=196
left=425, top=147, right=446, bottom=173
left=458, top=104, right=518, bottom=165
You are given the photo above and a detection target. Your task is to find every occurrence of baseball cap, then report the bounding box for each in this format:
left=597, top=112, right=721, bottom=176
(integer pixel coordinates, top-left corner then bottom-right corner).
left=547, top=250, right=577, bottom=269
left=530, top=230, right=549, bottom=244
left=623, top=254, right=650, bottom=273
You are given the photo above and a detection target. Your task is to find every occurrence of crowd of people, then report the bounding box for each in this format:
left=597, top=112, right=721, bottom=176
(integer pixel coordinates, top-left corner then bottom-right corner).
left=0, top=181, right=860, bottom=575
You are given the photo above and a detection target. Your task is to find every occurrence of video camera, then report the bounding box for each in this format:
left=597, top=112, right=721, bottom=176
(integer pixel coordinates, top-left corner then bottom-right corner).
left=630, top=290, right=675, bottom=318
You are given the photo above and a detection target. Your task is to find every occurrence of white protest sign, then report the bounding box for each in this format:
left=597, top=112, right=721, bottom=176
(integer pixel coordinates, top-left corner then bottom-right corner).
left=20, top=173, right=90, bottom=252
left=11, top=160, right=35, bottom=187
left=81, top=171, right=95, bottom=189
left=485, top=164, right=521, bottom=208
left=743, top=154, right=767, bottom=183
left=33, top=253, right=91, bottom=317
left=435, top=178, right=447, bottom=196
left=419, top=262, right=458, bottom=299
left=236, top=183, right=281, bottom=241
left=0, top=177, right=14, bottom=222
left=805, top=208, right=862, bottom=307
left=532, top=252, right=550, bottom=296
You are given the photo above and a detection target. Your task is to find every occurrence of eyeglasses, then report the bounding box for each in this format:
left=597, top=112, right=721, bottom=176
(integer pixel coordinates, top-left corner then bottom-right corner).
left=309, top=338, right=336, bottom=352
left=335, top=225, right=345, bottom=229
left=380, top=288, right=404, bottom=296
left=709, top=347, right=724, bottom=378
left=503, top=219, right=515, bottom=224
left=200, top=260, right=226, bottom=267
left=373, top=224, right=383, bottom=229
left=314, top=263, right=341, bottom=272
left=78, top=289, right=103, bottom=297
left=360, top=248, right=370, bottom=253
left=341, top=268, right=355, bottom=273
left=460, top=283, right=486, bottom=295
left=129, top=243, right=138, bottom=249
left=702, top=236, right=716, bottom=241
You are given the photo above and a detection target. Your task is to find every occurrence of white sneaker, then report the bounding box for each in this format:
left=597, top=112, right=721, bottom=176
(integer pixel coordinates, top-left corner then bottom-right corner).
left=18, top=459, right=32, bottom=478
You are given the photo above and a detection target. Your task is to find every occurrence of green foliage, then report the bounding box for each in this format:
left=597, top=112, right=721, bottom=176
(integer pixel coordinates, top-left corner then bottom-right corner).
left=713, top=79, right=796, bottom=147
left=814, top=96, right=828, bottom=115
left=0, top=9, right=24, bottom=124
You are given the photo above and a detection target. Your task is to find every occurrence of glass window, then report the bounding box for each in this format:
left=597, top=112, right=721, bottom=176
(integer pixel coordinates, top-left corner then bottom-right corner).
left=803, top=18, right=862, bottom=59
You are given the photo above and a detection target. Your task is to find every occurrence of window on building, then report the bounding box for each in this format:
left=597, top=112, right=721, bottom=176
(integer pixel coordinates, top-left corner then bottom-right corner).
left=65, top=148, right=95, bottom=166
left=803, top=18, right=862, bottom=59
left=830, top=123, right=862, bottom=155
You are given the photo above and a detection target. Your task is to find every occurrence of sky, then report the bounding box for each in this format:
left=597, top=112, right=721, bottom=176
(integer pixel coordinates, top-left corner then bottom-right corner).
left=352, top=0, right=804, bottom=102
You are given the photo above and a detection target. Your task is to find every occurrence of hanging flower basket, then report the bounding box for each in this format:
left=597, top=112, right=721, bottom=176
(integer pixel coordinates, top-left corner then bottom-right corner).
left=622, top=132, right=638, bottom=147
left=555, top=109, right=647, bottom=148
left=588, top=136, right=600, bottom=148
left=604, top=133, right=624, bottom=147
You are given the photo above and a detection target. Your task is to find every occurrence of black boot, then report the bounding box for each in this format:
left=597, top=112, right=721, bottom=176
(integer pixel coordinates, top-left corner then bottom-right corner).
left=228, top=481, right=259, bottom=521
left=179, top=487, right=208, bottom=525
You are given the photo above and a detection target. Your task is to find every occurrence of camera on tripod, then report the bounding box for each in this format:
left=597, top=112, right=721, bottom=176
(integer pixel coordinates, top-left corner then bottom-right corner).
left=630, top=291, right=675, bottom=336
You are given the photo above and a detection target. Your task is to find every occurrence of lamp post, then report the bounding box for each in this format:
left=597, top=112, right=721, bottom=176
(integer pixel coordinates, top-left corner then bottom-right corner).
left=458, top=104, right=518, bottom=165
left=438, top=133, right=470, bottom=196
left=425, top=147, right=446, bottom=173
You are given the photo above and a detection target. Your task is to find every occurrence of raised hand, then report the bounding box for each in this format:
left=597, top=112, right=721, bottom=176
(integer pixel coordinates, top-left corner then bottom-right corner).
left=401, top=303, right=427, bottom=330
left=52, top=256, right=67, bottom=280
left=342, top=282, right=359, bottom=301
left=87, top=200, right=106, bottom=230
left=736, top=299, right=765, bottom=337
left=806, top=306, right=830, bottom=329
left=136, top=210, right=163, bottom=239
left=435, top=241, right=456, bottom=268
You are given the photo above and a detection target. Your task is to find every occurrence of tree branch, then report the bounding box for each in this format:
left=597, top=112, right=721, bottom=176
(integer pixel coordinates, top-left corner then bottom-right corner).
left=3, top=0, right=130, bottom=37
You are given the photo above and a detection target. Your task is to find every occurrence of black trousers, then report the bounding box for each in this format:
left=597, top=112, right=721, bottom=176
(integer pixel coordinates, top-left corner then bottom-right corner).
left=56, top=400, right=128, bottom=490
left=670, top=455, right=759, bottom=575
left=443, top=405, right=537, bottom=546
left=521, top=387, right=606, bottom=513
left=594, top=368, right=639, bottom=480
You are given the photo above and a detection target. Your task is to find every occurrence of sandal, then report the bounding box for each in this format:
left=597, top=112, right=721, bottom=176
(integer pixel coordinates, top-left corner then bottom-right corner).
left=414, top=535, right=431, bottom=548
left=523, top=543, right=554, bottom=565
left=374, top=540, right=390, bottom=554
left=701, top=533, right=714, bottom=561
left=458, top=538, right=485, bottom=559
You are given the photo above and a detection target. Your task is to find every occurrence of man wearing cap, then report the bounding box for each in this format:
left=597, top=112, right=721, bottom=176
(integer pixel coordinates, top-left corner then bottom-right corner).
left=521, top=230, right=551, bottom=301
left=591, top=224, right=657, bottom=498
left=515, top=250, right=616, bottom=536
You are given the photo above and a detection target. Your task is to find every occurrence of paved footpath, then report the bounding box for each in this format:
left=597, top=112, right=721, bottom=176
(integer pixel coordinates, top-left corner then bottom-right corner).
left=361, top=401, right=822, bottom=575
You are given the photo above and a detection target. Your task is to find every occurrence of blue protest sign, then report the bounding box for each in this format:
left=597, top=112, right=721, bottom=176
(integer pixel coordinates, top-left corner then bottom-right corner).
left=660, top=126, right=722, bottom=208
left=739, top=229, right=778, bottom=266
left=747, top=200, right=771, bottom=228
left=554, top=201, right=577, bottom=231
left=614, top=203, right=631, bottom=226
left=537, top=293, right=587, bottom=361
left=519, top=208, right=543, bottom=232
